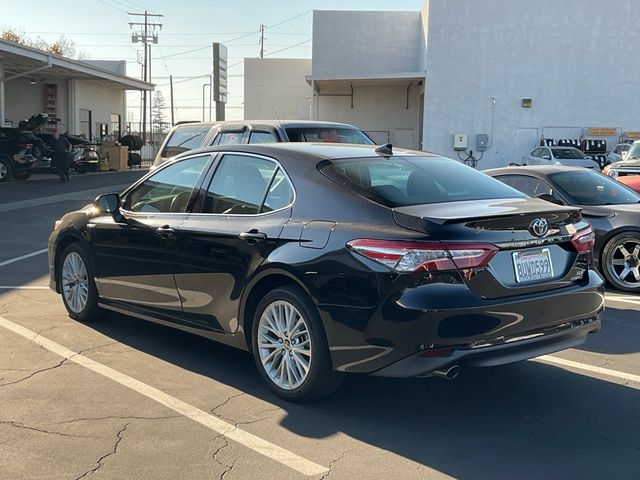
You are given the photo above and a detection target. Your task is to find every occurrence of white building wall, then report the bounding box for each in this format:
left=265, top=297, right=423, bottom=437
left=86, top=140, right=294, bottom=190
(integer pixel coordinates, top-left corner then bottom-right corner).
left=72, top=80, right=125, bottom=136
left=312, top=10, right=424, bottom=79
left=243, top=58, right=311, bottom=120
left=422, top=0, right=640, bottom=168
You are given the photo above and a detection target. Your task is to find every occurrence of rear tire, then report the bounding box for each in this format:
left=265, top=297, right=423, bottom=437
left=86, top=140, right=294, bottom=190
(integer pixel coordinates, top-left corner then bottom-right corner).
left=59, top=243, right=103, bottom=322
left=0, top=158, right=12, bottom=182
left=252, top=286, right=343, bottom=401
left=601, top=232, right=640, bottom=293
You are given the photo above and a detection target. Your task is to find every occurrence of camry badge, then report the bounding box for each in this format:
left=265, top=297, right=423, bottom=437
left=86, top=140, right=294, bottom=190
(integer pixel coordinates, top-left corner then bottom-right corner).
left=529, top=218, right=549, bottom=237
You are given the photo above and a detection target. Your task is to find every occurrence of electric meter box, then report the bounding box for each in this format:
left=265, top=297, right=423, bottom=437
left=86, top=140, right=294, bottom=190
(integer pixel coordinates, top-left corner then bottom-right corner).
left=477, top=134, right=489, bottom=151
left=453, top=133, right=468, bottom=151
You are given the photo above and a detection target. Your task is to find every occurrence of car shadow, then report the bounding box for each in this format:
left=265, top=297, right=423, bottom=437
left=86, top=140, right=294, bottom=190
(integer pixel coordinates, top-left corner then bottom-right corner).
left=88, top=311, right=640, bottom=480
left=576, top=306, right=640, bottom=355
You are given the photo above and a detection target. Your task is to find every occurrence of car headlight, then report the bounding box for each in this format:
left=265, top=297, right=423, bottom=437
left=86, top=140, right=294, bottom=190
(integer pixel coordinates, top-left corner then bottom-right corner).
left=606, top=168, right=618, bottom=178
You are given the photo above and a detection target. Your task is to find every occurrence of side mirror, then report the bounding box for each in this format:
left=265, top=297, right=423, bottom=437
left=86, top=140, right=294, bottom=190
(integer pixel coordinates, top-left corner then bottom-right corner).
left=536, top=193, right=564, bottom=205
left=622, top=151, right=629, bottom=160
left=542, top=155, right=551, bottom=160
left=94, top=193, right=120, bottom=214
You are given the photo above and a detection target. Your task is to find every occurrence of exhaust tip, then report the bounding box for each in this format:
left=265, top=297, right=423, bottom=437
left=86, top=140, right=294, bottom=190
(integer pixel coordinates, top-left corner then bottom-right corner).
left=430, top=365, right=460, bottom=380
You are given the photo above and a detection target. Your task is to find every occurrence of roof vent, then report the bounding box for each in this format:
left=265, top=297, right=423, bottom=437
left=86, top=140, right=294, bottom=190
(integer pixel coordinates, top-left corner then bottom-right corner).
left=374, top=143, right=393, bottom=157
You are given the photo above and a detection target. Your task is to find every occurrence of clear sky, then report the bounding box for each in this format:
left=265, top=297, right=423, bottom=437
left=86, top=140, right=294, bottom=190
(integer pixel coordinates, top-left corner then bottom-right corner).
left=2, top=0, right=424, bottom=124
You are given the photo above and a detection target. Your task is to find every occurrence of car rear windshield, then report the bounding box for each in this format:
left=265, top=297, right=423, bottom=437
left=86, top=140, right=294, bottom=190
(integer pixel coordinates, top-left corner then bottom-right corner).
left=285, top=127, right=373, bottom=145
left=550, top=170, right=640, bottom=206
left=161, top=125, right=211, bottom=158
left=319, top=156, right=525, bottom=207
left=552, top=148, right=586, bottom=159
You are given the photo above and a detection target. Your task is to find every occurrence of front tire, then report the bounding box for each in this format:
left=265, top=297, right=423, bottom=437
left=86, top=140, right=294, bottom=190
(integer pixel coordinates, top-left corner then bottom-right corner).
left=252, top=286, right=343, bottom=401
left=0, top=158, right=12, bottom=182
left=602, top=232, right=640, bottom=293
left=13, top=169, right=32, bottom=180
left=59, top=243, right=103, bottom=321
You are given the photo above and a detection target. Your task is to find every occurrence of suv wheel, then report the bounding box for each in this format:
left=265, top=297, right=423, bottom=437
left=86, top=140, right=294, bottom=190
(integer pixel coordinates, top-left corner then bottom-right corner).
left=13, top=170, right=32, bottom=181
left=252, top=286, right=343, bottom=401
left=59, top=243, right=103, bottom=321
left=0, top=158, right=12, bottom=182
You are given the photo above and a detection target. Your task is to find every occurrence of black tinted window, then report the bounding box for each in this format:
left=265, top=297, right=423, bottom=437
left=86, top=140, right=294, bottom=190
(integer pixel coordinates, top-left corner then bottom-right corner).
left=552, top=148, right=586, bottom=159
left=286, top=127, right=373, bottom=145
left=249, top=131, right=277, bottom=144
left=320, top=156, right=524, bottom=207
left=161, top=125, right=210, bottom=158
left=123, top=156, right=209, bottom=213
left=494, top=175, right=554, bottom=197
left=550, top=170, right=640, bottom=205
left=203, top=155, right=282, bottom=214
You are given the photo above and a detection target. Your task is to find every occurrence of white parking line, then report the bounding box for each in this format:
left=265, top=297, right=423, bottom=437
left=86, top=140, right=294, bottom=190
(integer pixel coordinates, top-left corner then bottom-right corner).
left=0, top=286, right=49, bottom=290
left=0, top=249, right=48, bottom=268
left=537, top=355, right=640, bottom=387
left=0, top=315, right=328, bottom=477
left=605, top=293, right=640, bottom=306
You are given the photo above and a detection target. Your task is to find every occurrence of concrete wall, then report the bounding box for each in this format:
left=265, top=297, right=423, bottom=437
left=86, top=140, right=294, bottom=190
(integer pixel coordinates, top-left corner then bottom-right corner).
left=4, top=77, right=69, bottom=130
left=314, top=81, right=423, bottom=149
left=422, top=0, right=640, bottom=167
left=71, top=79, right=125, bottom=137
left=312, top=10, right=424, bottom=79
left=243, top=58, right=311, bottom=120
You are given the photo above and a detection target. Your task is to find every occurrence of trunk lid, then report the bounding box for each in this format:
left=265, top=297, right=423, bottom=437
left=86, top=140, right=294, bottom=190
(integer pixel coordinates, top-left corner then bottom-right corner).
left=393, top=198, right=588, bottom=299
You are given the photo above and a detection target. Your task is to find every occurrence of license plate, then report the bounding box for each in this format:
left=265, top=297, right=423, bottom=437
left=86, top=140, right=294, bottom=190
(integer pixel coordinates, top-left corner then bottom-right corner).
left=512, top=248, right=554, bottom=283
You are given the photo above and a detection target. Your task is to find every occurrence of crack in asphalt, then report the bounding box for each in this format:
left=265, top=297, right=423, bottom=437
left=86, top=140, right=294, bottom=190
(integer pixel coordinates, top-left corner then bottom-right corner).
left=53, top=414, right=182, bottom=426
left=210, top=392, right=246, bottom=417
left=73, top=423, right=129, bottom=480
left=319, top=448, right=353, bottom=480
left=0, top=420, right=95, bottom=439
left=598, top=433, right=640, bottom=452
left=0, top=358, right=67, bottom=387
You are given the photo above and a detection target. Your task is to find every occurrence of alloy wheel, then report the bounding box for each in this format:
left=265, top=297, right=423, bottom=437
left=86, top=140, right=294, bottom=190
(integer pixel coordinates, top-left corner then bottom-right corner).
left=62, top=252, right=89, bottom=313
left=257, top=300, right=312, bottom=390
left=0, top=162, right=8, bottom=180
left=606, top=237, right=640, bottom=289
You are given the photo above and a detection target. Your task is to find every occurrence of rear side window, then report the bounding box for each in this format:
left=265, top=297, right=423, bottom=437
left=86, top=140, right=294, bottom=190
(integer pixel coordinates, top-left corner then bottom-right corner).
left=319, top=156, right=524, bottom=207
left=202, top=154, right=293, bottom=214
left=285, top=127, right=373, bottom=145
left=249, top=131, right=277, bottom=144
left=161, top=125, right=210, bottom=158
left=214, top=131, right=245, bottom=145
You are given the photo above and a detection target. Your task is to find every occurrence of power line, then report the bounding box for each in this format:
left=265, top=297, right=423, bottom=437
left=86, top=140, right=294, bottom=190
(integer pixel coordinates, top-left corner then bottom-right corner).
left=267, top=9, right=312, bottom=30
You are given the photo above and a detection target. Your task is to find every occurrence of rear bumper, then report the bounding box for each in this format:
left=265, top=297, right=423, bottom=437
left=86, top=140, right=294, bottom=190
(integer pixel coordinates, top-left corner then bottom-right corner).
left=373, top=316, right=600, bottom=377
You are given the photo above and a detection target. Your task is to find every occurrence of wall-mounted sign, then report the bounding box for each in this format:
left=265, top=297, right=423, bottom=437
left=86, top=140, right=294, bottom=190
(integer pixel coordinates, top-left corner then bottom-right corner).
left=623, top=131, right=640, bottom=140
left=587, top=128, right=617, bottom=137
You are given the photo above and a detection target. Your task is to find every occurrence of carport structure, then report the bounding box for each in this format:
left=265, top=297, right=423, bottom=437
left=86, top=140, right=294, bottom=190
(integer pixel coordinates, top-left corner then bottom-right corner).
left=0, top=38, right=152, bottom=138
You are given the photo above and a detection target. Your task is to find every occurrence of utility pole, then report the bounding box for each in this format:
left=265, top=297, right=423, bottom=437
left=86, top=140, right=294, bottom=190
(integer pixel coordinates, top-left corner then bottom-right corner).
left=259, top=24, right=266, bottom=58
left=129, top=11, right=163, bottom=142
left=169, top=74, right=175, bottom=126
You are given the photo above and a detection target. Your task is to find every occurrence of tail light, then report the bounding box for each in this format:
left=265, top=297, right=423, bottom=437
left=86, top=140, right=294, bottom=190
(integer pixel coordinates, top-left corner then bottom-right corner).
left=571, top=226, right=595, bottom=254
left=346, top=239, right=498, bottom=272
left=18, top=143, right=33, bottom=149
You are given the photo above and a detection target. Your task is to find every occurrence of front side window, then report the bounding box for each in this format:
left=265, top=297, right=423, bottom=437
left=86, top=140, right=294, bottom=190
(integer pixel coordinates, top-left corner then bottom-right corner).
left=550, top=170, right=640, bottom=206
left=215, top=131, right=245, bottom=145
left=248, top=131, right=277, bottom=144
left=493, top=175, right=554, bottom=197
left=202, top=154, right=293, bottom=214
left=626, top=143, right=640, bottom=160
left=285, top=127, right=373, bottom=145
left=161, top=125, right=211, bottom=159
left=123, top=156, right=209, bottom=213
left=320, top=156, right=524, bottom=207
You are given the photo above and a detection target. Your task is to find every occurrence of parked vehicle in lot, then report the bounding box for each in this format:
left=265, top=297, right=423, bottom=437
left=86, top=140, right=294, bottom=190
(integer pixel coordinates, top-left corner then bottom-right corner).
left=152, top=120, right=374, bottom=170
left=0, top=127, right=37, bottom=181
left=607, top=143, right=632, bottom=165
left=487, top=165, right=640, bottom=293
left=522, top=146, right=600, bottom=169
left=49, top=144, right=603, bottom=400
left=603, top=140, right=640, bottom=178
left=616, top=175, right=640, bottom=194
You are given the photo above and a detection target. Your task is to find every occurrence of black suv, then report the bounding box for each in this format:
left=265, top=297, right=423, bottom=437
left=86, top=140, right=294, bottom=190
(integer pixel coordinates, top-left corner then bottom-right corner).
left=0, top=128, right=37, bottom=181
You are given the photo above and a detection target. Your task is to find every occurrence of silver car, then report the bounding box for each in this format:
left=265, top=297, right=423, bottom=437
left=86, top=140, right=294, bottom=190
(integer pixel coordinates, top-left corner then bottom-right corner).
left=522, top=146, right=600, bottom=169
left=606, top=143, right=632, bottom=165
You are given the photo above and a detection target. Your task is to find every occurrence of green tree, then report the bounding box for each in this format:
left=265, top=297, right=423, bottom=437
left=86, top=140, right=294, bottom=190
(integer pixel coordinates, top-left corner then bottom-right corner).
left=152, top=91, right=168, bottom=134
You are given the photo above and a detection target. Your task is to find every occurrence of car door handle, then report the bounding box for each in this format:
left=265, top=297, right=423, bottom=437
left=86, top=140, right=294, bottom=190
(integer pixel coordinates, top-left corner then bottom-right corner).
left=155, top=225, right=175, bottom=237
left=239, top=230, right=267, bottom=242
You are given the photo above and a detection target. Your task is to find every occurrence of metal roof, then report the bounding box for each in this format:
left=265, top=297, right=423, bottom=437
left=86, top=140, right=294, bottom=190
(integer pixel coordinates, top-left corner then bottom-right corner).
left=0, top=39, right=153, bottom=91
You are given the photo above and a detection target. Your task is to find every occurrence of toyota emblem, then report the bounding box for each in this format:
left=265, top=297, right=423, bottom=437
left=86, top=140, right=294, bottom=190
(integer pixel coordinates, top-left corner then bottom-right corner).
left=529, top=218, right=549, bottom=237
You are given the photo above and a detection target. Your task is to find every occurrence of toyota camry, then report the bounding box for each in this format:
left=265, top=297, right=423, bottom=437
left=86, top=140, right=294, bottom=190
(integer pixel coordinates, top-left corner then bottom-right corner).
left=49, top=143, right=604, bottom=401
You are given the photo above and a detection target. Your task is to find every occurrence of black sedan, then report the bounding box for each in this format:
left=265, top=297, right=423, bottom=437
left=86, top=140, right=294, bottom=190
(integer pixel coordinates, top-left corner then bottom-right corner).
left=49, top=144, right=603, bottom=401
left=486, top=165, right=640, bottom=293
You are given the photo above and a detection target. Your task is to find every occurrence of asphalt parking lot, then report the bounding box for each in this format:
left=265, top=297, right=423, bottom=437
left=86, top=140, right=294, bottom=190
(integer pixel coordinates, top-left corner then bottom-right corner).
left=1, top=171, right=639, bottom=480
